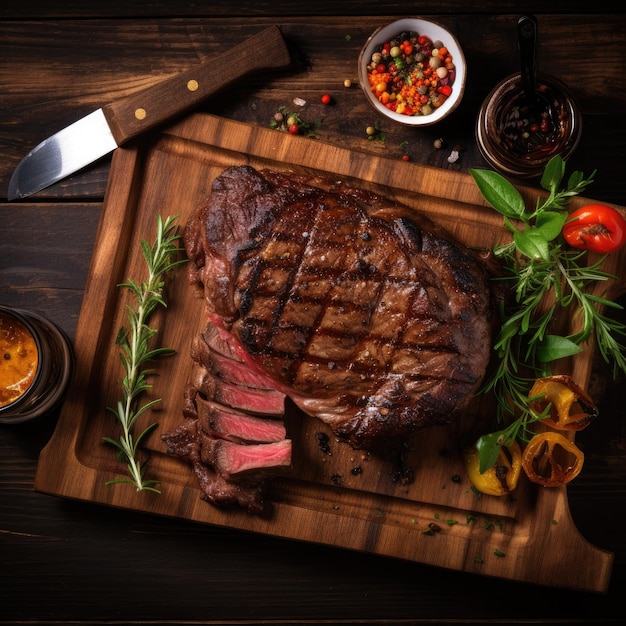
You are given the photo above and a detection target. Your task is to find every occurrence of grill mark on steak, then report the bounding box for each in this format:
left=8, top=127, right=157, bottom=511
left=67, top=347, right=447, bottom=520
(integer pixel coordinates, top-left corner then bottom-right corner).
left=234, top=206, right=478, bottom=396
left=184, top=165, right=494, bottom=450
left=236, top=209, right=462, bottom=391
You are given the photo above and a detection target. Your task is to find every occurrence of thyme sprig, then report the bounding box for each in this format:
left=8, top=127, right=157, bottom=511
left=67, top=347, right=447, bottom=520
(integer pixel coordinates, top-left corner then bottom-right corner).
left=469, top=155, right=626, bottom=471
left=103, top=215, right=185, bottom=493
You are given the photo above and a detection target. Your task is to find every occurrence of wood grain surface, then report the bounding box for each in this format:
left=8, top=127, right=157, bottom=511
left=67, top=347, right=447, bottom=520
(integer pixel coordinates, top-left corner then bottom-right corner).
left=4, top=4, right=626, bottom=624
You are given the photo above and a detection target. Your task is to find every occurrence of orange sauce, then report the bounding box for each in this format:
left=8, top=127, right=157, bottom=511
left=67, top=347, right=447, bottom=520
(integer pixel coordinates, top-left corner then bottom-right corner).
left=0, top=311, right=39, bottom=408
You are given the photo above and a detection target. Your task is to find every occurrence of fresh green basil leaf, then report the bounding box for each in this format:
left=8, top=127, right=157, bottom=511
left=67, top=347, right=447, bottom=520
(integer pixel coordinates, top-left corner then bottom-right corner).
left=476, top=427, right=519, bottom=474
left=535, top=210, right=568, bottom=241
left=540, top=155, right=565, bottom=192
left=537, top=334, right=583, bottom=362
left=469, top=168, right=526, bottom=219
left=475, top=432, right=502, bottom=474
left=567, top=169, right=584, bottom=189
left=514, top=228, right=550, bottom=261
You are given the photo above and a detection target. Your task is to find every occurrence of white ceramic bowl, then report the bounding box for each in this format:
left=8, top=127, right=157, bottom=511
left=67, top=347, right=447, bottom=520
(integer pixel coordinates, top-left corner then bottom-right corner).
left=359, top=17, right=466, bottom=126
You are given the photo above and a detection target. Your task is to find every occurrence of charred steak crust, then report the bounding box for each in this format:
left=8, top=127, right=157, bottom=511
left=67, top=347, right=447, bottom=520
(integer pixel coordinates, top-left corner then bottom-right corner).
left=185, top=165, right=493, bottom=449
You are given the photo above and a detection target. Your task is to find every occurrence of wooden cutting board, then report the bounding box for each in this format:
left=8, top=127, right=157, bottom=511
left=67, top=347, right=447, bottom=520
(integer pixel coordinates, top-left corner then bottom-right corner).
left=35, top=112, right=623, bottom=593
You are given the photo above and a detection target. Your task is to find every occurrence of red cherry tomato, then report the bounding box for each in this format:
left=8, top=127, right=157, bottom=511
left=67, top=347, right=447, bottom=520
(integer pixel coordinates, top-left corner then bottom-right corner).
left=562, top=204, right=626, bottom=254
left=321, top=94, right=332, bottom=105
left=288, top=124, right=300, bottom=135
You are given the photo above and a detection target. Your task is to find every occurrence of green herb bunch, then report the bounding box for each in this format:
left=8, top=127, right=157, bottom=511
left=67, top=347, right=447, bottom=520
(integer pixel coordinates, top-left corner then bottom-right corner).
left=469, top=156, right=626, bottom=472
left=103, top=215, right=185, bottom=493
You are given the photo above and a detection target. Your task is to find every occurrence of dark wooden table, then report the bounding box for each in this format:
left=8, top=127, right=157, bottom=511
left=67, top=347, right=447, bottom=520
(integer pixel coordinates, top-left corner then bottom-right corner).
left=2, top=2, right=626, bottom=624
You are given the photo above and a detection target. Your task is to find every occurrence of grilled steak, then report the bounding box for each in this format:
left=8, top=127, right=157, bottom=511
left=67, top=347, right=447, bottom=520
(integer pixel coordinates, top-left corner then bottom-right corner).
left=161, top=419, right=268, bottom=514
left=189, top=362, right=285, bottom=415
left=162, top=319, right=291, bottom=515
left=196, top=396, right=287, bottom=444
left=199, top=435, right=292, bottom=481
left=183, top=165, right=493, bottom=450
left=191, top=326, right=276, bottom=390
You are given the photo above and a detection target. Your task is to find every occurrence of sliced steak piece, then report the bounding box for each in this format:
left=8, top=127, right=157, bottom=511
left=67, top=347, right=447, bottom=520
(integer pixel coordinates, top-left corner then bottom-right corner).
left=164, top=317, right=290, bottom=514
left=161, top=417, right=199, bottom=460
left=199, top=434, right=292, bottom=481
left=191, top=330, right=276, bottom=390
left=185, top=165, right=494, bottom=449
left=200, top=319, right=242, bottom=361
left=194, top=463, right=267, bottom=515
left=196, top=395, right=287, bottom=444
left=161, top=419, right=267, bottom=514
left=189, top=362, right=286, bottom=416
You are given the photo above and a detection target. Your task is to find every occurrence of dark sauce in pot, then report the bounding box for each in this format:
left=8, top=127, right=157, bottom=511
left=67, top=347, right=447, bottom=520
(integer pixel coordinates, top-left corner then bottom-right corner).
left=476, top=72, right=581, bottom=178
left=496, top=83, right=568, bottom=159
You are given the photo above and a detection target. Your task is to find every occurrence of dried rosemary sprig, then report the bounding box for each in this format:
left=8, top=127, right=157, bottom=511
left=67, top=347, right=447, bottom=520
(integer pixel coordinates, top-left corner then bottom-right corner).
left=103, top=215, right=185, bottom=493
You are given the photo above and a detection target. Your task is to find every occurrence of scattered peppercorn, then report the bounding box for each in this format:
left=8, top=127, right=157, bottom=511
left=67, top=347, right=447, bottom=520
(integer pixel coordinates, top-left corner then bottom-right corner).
left=433, top=137, right=444, bottom=149
left=344, top=79, right=352, bottom=88
left=269, top=106, right=318, bottom=137
left=365, top=125, right=386, bottom=143
left=316, top=431, right=332, bottom=455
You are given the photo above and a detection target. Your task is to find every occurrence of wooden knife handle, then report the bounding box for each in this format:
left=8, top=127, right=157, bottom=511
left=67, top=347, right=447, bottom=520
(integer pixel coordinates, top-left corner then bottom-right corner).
left=101, top=25, right=291, bottom=145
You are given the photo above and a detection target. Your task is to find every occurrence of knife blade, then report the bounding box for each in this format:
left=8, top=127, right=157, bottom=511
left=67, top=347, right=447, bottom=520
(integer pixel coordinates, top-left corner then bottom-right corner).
left=8, top=25, right=291, bottom=200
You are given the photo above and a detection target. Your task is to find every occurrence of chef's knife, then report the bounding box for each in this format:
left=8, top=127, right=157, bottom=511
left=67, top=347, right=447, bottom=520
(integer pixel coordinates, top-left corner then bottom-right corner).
left=8, top=26, right=291, bottom=200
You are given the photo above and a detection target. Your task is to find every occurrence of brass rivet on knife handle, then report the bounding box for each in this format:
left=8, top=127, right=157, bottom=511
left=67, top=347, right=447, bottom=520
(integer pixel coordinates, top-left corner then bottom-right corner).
left=101, top=25, right=291, bottom=146
left=132, top=80, right=203, bottom=122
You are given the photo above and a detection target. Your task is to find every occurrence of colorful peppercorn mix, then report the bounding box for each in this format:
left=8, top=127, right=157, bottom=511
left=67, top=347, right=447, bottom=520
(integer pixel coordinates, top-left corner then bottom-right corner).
left=366, top=31, right=456, bottom=117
